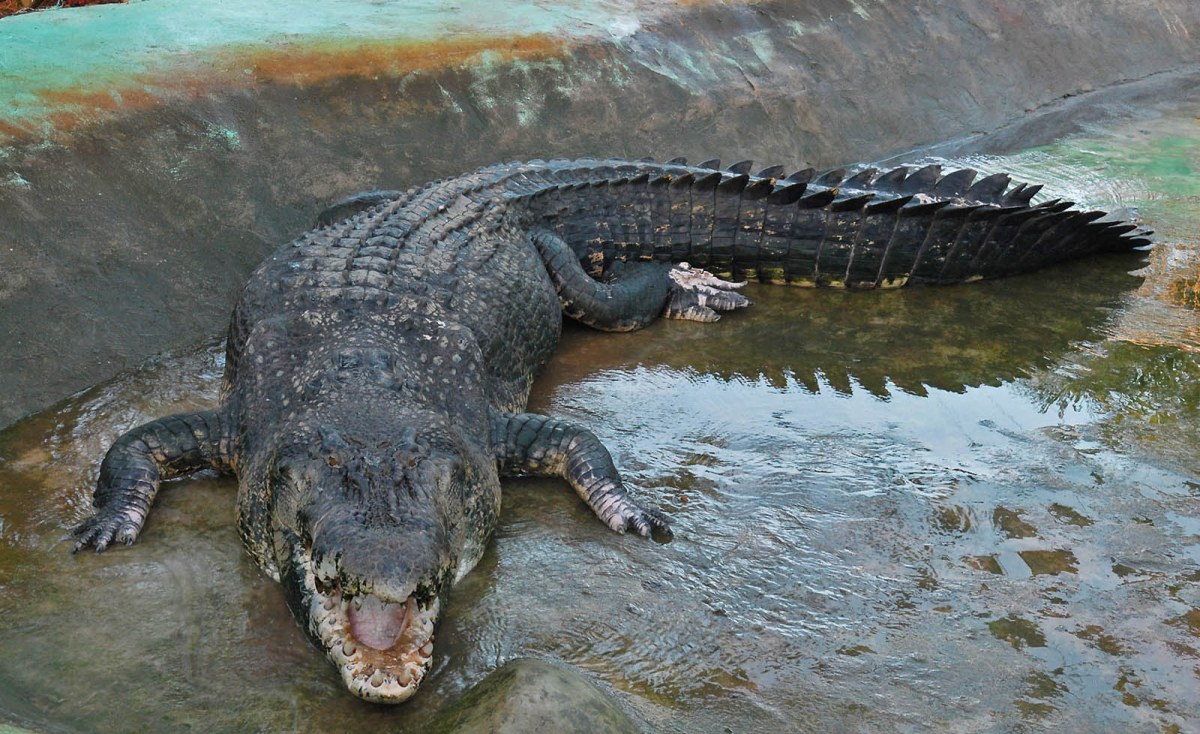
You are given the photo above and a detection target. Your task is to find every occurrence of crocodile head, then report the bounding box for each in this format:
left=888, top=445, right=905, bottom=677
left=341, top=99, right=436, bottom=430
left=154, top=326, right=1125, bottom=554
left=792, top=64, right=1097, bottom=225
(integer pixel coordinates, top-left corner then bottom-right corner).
left=267, top=422, right=485, bottom=703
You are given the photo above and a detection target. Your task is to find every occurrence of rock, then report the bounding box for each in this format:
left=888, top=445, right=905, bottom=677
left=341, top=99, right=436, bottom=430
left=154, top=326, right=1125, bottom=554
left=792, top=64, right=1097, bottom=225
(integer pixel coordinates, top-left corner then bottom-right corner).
left=429, top=658, right=642, bottom=734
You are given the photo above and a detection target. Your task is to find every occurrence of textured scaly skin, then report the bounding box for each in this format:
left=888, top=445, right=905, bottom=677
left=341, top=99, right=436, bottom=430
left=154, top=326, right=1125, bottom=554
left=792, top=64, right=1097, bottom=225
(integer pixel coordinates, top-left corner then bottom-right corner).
left=72, top=157, right=1149, bottom=702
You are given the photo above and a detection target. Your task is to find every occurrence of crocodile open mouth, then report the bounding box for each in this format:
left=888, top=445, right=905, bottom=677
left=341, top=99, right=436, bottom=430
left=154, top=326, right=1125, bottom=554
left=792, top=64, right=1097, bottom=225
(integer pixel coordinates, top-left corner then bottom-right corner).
left=298, top=547, right=439, bottom=703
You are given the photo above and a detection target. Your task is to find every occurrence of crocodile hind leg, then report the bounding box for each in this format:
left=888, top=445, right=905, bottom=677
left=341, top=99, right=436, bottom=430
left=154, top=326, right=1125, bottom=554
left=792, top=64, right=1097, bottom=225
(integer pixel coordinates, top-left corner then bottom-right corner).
left=491, top=410, right=672, bottom=539
left=530, top=229, right=750, bottom=331
left=73, top=409, right=234, bottom=552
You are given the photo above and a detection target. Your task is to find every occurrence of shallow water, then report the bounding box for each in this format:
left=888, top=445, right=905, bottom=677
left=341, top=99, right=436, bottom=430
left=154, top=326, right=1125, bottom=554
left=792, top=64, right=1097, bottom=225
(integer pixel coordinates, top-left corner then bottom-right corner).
left=2, top=109, right=1199, bottom=733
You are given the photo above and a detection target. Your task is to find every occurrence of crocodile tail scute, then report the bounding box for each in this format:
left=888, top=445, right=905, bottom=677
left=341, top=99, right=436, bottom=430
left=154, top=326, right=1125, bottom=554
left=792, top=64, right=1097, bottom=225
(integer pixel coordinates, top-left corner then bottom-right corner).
left=738, top=163, right=1152, bottom=288
left=516, top=158, right=1151, bottom=288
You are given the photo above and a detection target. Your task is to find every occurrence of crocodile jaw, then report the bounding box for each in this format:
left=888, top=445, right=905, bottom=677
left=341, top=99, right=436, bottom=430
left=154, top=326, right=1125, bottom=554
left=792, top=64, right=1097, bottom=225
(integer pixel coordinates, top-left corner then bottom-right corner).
left=297, top=545, right=439, bottom=703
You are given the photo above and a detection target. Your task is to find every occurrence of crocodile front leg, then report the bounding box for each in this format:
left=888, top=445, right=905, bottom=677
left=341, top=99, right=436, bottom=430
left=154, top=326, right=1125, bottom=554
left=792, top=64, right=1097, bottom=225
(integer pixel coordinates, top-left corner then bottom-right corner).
left=531, top=229, right=750, bottom=331
left=73, top=409, right=235, bottom=552
left=491, top=410, right=672, bottom=538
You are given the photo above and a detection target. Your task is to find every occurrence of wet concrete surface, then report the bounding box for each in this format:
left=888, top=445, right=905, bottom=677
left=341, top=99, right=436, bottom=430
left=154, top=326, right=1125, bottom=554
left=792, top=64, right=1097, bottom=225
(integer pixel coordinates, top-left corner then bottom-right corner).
left=1, top=0, right=1199, bottom=426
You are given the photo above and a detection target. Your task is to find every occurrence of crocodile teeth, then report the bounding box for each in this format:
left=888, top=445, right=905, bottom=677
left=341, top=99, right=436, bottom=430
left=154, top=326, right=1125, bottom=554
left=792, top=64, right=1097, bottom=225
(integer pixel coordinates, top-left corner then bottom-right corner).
left=297, top=540, right=442, bottom=702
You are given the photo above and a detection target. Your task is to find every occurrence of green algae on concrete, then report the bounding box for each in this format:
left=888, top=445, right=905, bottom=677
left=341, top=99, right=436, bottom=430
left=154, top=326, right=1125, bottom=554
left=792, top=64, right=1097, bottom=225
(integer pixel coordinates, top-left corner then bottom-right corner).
left=0, top=0, right=648, bottom=139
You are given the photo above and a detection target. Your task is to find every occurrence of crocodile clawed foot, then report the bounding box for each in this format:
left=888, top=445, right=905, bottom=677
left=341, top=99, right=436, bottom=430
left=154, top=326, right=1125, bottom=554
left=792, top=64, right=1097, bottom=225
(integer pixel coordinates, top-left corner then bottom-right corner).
left=602, top=491, right=674, bottom=542
left=664, top=263, right=752, bottom=322
left=71, top=508, right=144, bottom=554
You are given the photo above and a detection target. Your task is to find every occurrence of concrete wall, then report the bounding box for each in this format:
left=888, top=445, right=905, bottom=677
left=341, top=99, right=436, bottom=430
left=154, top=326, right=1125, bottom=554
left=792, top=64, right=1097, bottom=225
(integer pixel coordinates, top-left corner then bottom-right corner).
left=1, top=0, right=1198, bottom=427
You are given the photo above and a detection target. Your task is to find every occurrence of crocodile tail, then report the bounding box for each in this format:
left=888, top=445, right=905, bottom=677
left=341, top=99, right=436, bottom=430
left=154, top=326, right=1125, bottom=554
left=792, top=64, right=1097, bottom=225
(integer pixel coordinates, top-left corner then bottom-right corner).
left=525, top=159, right=1151, bottom=288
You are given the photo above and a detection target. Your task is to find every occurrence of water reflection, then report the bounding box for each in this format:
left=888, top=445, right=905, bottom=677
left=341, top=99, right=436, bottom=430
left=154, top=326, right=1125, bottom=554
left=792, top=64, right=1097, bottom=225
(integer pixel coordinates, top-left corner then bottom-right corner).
left=540, top=253, right=1144, bottom=399
left=2, top=111, right=1200, bottom=732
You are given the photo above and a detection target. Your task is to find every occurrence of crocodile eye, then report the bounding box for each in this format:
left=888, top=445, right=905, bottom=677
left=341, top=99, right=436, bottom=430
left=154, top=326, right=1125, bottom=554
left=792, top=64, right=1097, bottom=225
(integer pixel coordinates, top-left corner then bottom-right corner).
left=328, top=457, right=341, bottom=467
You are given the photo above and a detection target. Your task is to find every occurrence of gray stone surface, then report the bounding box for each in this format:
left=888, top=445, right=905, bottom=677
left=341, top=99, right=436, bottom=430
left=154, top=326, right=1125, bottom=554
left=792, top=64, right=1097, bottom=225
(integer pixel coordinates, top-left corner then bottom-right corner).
left=428, top=658, right=642, bottom=734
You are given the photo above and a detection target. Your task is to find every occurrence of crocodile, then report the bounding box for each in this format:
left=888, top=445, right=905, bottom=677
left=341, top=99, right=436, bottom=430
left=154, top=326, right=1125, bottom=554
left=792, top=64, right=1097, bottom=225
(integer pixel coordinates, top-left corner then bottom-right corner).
left=71, top=157, right=1149, bottom=703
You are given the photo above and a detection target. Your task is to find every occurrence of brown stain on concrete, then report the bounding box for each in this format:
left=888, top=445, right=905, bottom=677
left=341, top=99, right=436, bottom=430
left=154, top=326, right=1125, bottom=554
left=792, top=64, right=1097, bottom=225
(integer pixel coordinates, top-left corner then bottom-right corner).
left=2, top=33, right=567, bottom=145
left=0, top=118, right=35, bottom=140
left=33, top=86, right=159, bottom=110
left=239, top=35, right=563, bottom=85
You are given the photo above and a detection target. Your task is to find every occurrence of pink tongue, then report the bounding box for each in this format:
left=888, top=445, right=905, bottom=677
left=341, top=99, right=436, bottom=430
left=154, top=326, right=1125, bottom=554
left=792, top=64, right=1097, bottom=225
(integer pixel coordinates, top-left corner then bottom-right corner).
left=347, top=595, right=411, bottom=650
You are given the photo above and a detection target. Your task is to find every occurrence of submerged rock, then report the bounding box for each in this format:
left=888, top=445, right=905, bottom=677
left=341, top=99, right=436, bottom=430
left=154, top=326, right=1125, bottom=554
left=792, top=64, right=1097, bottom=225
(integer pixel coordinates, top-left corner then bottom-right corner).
left=430, top=658, right=642, bottom=734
